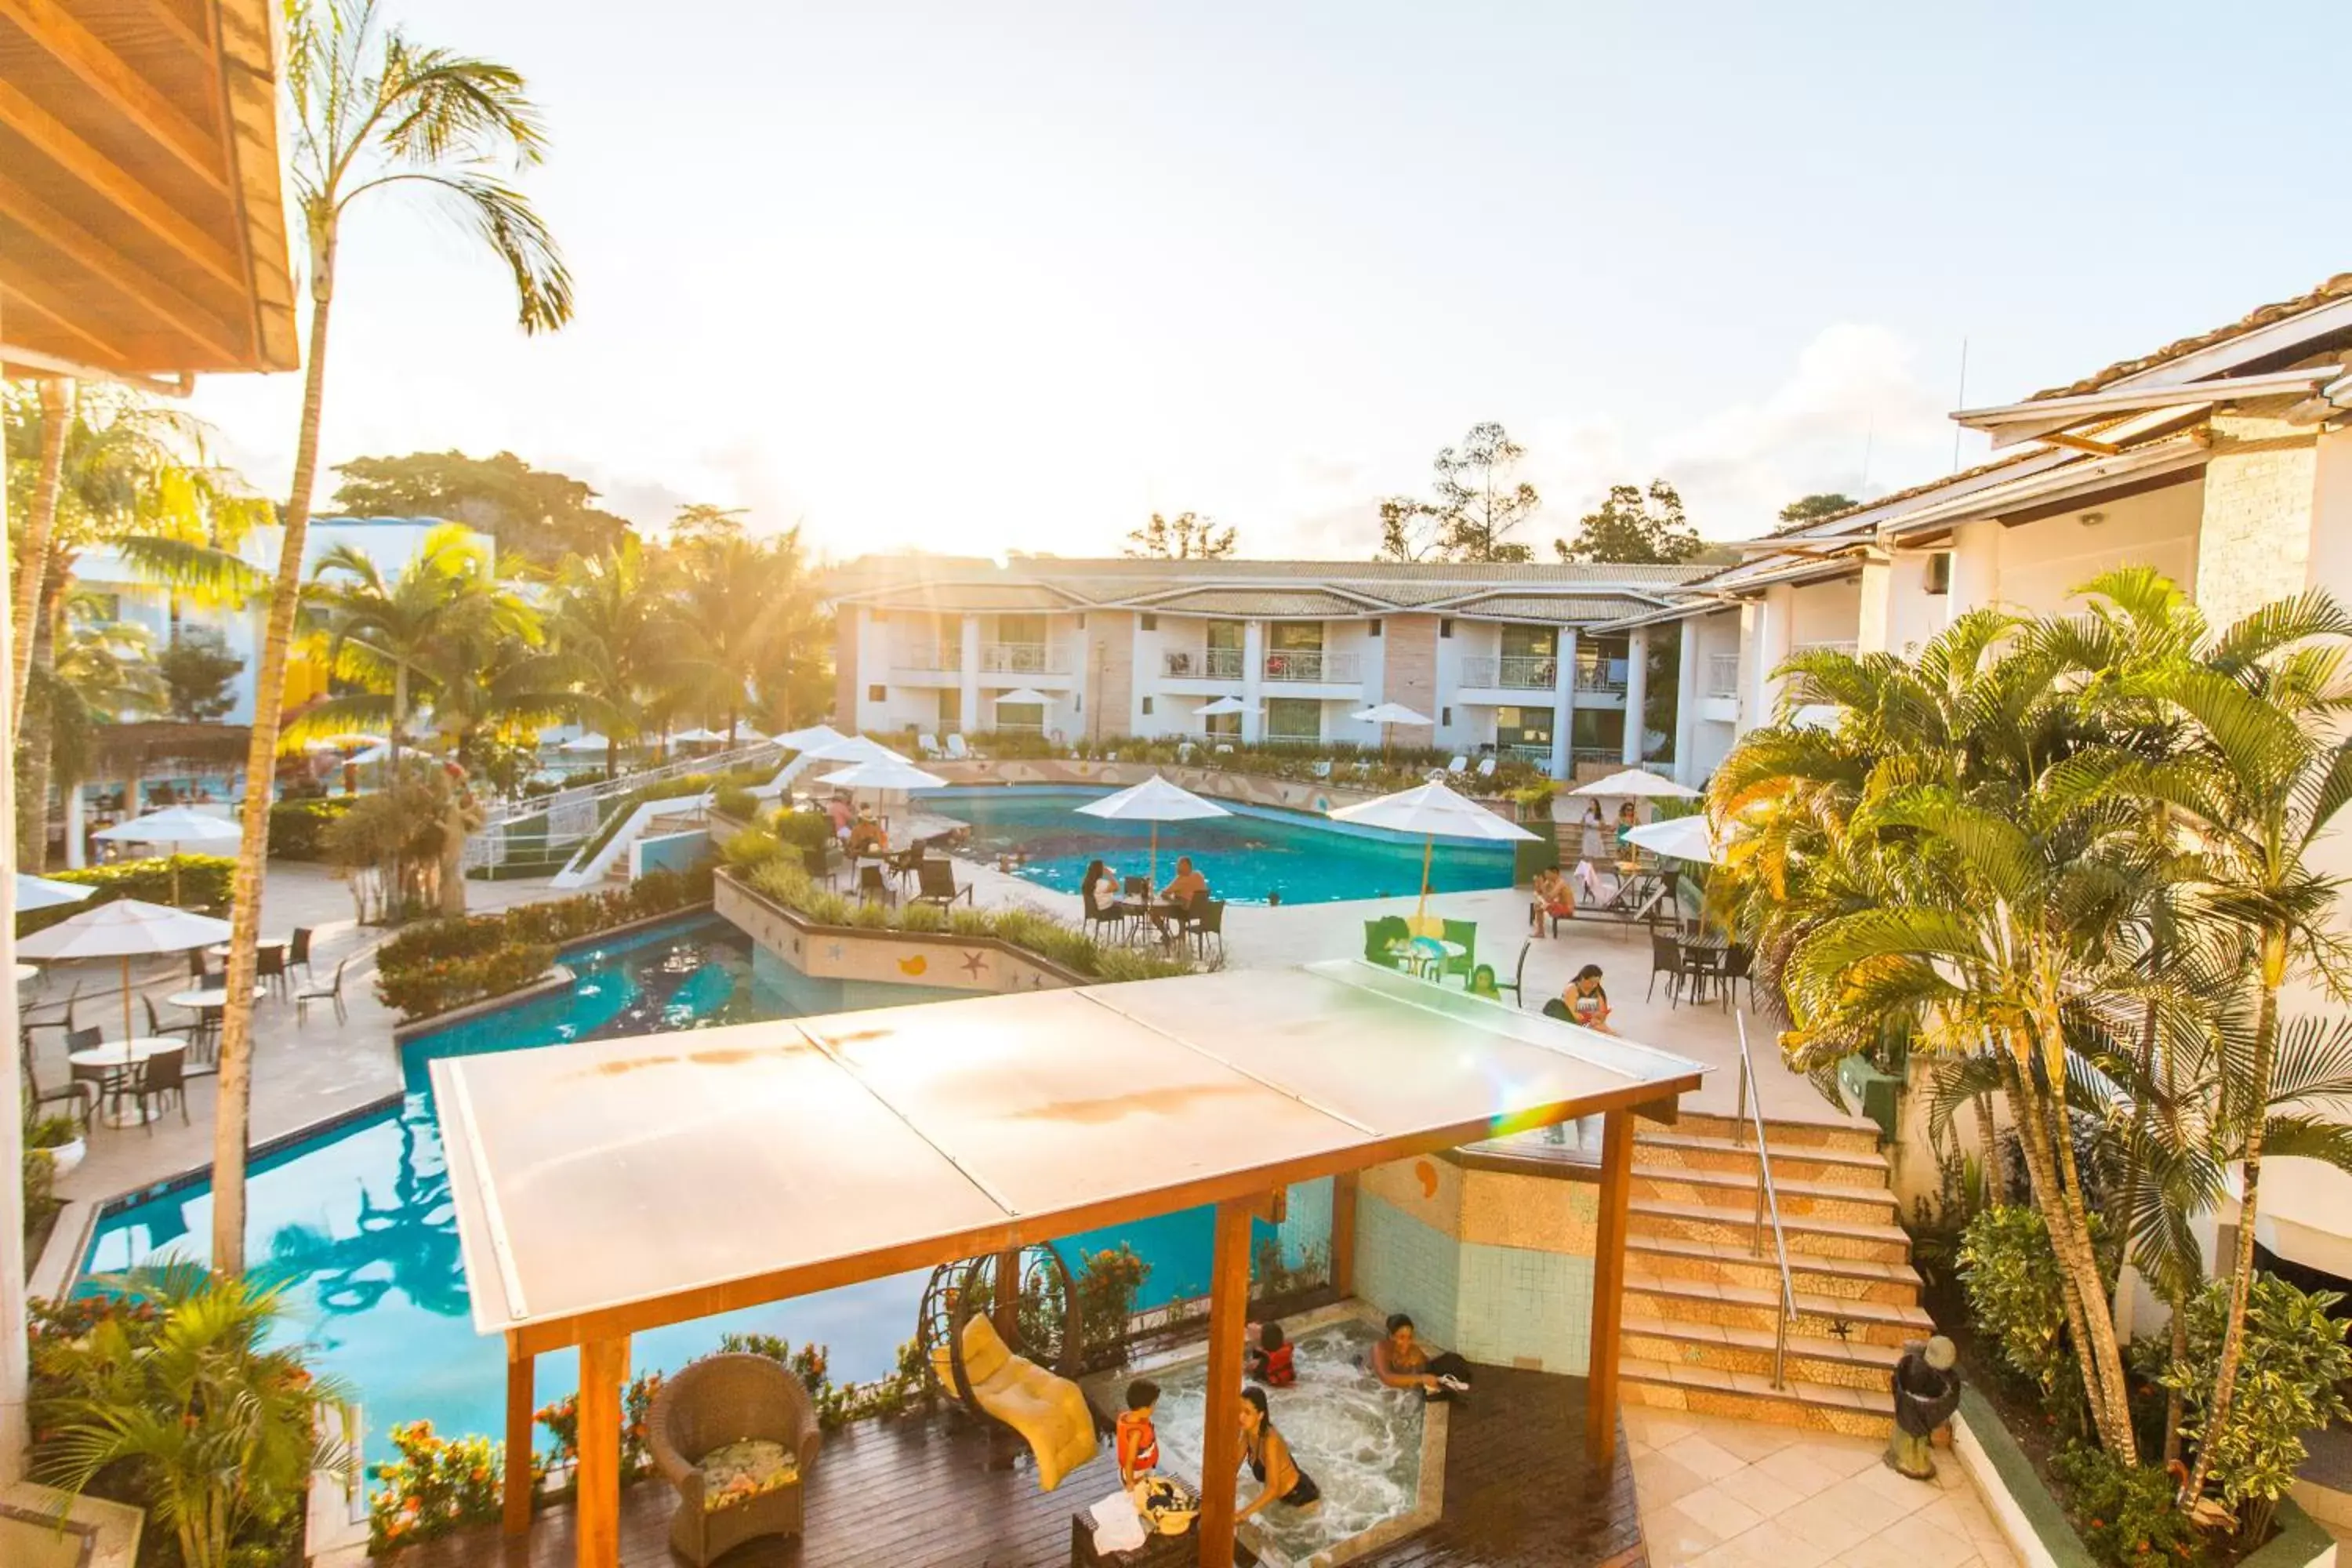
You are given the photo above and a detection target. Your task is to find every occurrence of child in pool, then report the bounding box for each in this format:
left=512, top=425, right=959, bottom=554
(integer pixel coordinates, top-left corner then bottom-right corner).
left=1246, top=1321, right=1296, bottom=1387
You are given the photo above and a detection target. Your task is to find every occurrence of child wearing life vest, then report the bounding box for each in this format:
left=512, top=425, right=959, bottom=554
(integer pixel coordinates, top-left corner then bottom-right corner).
left=1116, top=1379, right=1161, bottom=1488
left=1247, top=1321, right=1296, bottom=1388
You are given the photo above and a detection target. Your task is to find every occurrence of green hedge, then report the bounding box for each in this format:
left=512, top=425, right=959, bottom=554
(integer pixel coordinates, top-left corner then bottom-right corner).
left=565, top=768, right=771, bottom=869
left=20, top=855, right=237, bottom=932
left=267, top=797, right=356, bottom=861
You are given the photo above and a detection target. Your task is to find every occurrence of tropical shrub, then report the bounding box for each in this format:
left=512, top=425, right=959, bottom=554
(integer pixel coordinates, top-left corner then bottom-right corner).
left=710, top=783, right=758, bottom=823
left=374, top=943, right=560, bottom=1022
left=22, top=1142, right=60, bottom=1244
left=30, top=1264, right=350, bottom=1568
left=773, top=808, right=834, bottom=851
left=2048, top=1443, right=2208, bottom=1567
left=535, top=1369, right=664, bottom=1488
left=1959, top=1204, right=2112, bottom=1413
left=1075, top=1244, right=1151, bottom=1367
left=267, top=795, right=357, bottom=860
left=2160, top=1273, right=2352, bottom=1537
left=368, top=1421, right=514, bottom=1553
left=19, top=855, right=236, bottom=932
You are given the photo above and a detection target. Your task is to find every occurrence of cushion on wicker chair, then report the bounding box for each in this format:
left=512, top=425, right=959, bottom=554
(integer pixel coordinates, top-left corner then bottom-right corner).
left=697, top=1439, right=800, bottom=1512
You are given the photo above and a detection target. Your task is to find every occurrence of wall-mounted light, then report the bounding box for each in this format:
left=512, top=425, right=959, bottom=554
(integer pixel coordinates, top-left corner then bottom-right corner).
left=2079, top=510, right=2107, bottom=528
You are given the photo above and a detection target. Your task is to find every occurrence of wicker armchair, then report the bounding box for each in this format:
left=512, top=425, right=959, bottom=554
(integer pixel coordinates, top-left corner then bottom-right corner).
left=648, top=1354, right=822, bottom=1566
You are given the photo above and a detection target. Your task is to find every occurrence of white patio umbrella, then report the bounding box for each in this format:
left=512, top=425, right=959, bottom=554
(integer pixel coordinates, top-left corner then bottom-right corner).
left=16, top=898, right=234, bottom=1042
left=1624, top=814, right=1726, bottom=866
left=1193, top=696, right=1258, bottom=717
left=1328, top=774, right=1539, bottom=923
left=1074, top=773, right=1229, bottom=889
left=995, top=688, right=1051, bottom=708
left=559, top=731, right=614, bottom=753
left=1350, top=701, right=1433, bottom=758
left=772, top=722, right=847, bottom=752
left=16, top=873, right=95, bottom=913
left=815, top=758, right=949, bottom=792
left=803, top=735, right=908, bottom=767
left=670, top=726, right=733, bottom=745
left=93, top=806, right=242, bottom=906
left=1567, top=768, right=1701, bottom=800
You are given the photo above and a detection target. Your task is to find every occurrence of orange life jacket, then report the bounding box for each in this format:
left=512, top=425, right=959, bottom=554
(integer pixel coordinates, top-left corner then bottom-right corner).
left=1116, top=1410, right=1159, bottom=1476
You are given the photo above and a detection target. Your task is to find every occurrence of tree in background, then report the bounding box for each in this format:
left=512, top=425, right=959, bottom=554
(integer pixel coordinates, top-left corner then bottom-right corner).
left=661, top=506, right=822, bottom=739
left=157, top=629, right=244, bottom=722
left=1377, top=422, right=1540, bottom=563
left=211, top=0, right=573, bottom=1276
left=1554, top=480, right=1703, bottom=564
left=1126, top=510, right=1236, bottom=560
left=547, top=537, right=673, bottom=775
left=329, top=449, right=629, bottom=568
left=1777, top=492, right=1858, bottom=528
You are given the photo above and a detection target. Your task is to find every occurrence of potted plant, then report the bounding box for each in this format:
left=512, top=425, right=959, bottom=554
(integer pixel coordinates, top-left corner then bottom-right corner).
left=25, top=1112, right=85, bottom=1178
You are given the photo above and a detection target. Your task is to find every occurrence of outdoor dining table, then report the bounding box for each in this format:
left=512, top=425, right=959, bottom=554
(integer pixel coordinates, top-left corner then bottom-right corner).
left=165, top=983, right=266, bottom=1010
left=13, top=961, right=38, bottom=985
left=207, top=934, right=289, bottom=959
left=1388, top=936, right=1466, bottom=980
left=66, top=1036, right=184, bottom=1127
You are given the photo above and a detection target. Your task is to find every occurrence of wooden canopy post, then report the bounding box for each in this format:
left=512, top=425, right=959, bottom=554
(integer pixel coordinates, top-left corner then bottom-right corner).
left=1330, top=1172, right=1359, bottom=1297
left=575, top=1335, right=630, bottom=1568
left=1197, top=1197, right=1254, bottom=1568
left=988, top=1246, right=1024, bottom=1470
left=1585, top=1108, right=1635, bottom=1467
left=503, top=1337, right=535, bottom=1535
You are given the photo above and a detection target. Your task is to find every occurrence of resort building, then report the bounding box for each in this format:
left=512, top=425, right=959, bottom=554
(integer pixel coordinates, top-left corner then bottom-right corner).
left=822, top=556, right=1712, bottom=776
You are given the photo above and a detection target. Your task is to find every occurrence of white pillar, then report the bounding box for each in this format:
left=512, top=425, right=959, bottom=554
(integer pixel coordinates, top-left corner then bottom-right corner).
left=64, top=782, right=86, bottom=869
left=1241, top=620, right=1265, bottom=743
left=1751, top=595, right=1791, bottom=728
left=1672, top=621, right=1700, bottom=786
left=1549, top=627, right=1577, bottom=779
left=1621, top=626, right=1650, bottom=767
left=958, top=615, right=981, bottom=735
left=1, top=374, right=28, bottom=1478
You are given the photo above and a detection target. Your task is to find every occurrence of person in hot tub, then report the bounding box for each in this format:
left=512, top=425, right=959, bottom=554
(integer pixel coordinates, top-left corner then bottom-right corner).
left=1236, top=1386, right=1320, bottom=1520
left=1370, top=1312, right=1473, bottom=1402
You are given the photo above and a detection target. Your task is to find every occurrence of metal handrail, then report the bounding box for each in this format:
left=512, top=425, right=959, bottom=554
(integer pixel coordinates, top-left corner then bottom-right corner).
left=1731, top=1011, right=1802, bottom=1389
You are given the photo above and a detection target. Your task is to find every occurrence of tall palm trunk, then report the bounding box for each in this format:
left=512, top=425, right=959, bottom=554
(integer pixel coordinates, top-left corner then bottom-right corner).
left=16, top=583, right=60, bottom=868
left=10, top=378, right=69, bottom=713
left=211, top=223, right=336, bottom=1274
left=389, top=662, right=407, bottom=779
left=2180, top=927, right=2286, bottom=1505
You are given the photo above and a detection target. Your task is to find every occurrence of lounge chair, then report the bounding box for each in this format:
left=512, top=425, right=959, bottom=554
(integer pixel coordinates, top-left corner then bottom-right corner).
left=1475, top=757, right=1496, bottom=779
left=945, top=733, right=972, bottom=760
left=911, top=859, right=974, bottom=908
left=1311, top=759, right=1333, bottom=780
left=648, top=1352, right=822, bottom=1566
left=946, top=1315, right=1096, bottom=1493
left=1446, top=754, right=1468, bottom=774
left=918, top=732, right=944, bottom=759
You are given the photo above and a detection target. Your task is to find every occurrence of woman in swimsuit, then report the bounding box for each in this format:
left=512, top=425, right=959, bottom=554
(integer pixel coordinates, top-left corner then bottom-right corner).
left=1236, top=1386, right=1319, bottom=1519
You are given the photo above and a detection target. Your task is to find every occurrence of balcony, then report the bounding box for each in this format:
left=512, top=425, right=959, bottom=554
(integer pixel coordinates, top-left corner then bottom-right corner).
left=1457, top=655, right=1557, bottom=691
left=1792, top=638, right=1858, bottom=657
left=978, top=642, right=1069, bottom=674
left=1501, top=742, right=1553, bottom=767
left=1162, top=647, right=1246, bottom=680
left=891, top=644, right=960, bottom=673
left=1262, top=649, right=1359, bottom=684
left=1574, top=659, right=1627, bottom=695
left=1704, top=652, right=1740, bottom=699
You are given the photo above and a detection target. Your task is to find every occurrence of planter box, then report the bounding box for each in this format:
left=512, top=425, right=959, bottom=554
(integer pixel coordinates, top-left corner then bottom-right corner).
left=1954, top=1387, right=2336, bottom=1568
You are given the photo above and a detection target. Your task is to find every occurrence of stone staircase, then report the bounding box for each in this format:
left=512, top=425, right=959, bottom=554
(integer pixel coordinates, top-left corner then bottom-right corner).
left=1617, top=1109, right=1926, bottom=1437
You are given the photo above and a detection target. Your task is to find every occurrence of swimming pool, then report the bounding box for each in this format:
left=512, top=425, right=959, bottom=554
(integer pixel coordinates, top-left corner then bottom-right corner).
left=83, top=915, right=1307, bottom=1465
left=922, top=786, right=1518, bottom=906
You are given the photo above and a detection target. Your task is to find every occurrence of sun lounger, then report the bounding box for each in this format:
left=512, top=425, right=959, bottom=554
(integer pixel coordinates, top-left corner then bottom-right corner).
left=1475, top=757, right=1496, bottom=779
left=1446, top=754, right=1468, bottom=774
left=946, top=733, right=971, bottom=760
left=946, top=1316, right=1096, bottom=1492
left=918, top=732, right=943, bottom=758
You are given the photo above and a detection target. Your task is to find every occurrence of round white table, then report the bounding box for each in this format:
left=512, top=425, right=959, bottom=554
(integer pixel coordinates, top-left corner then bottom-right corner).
left=207, top=934, right=289, bottom=958
left=14, top=961, right=38, bottom=985
left=66, top=1036, right=185, bottom=1127
left=165, top=985, right=264, bottom=1010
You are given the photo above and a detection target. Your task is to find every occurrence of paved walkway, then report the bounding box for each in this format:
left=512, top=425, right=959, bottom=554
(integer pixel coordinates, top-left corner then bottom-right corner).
left=1628, top=1406, right=2016, bottom=1567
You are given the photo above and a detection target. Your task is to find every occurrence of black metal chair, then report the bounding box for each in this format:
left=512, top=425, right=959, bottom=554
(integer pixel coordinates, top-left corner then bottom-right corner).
left=855, top=862, right=894, bottom=907
left=1082, top=884, right=1127, bottom=942
left=20, top=980, right=80, bottom=1044
left=912, top=859, right=974, bottom=909
left=1185, top=899, right=1225, bottom=963
left=143, top=994, right=205, bottom=1050
left=21, top=1035, right=94, bottom=1133
left=1646, top=930, right=1681, bottom=1004
left=1674, top=939, right=1722, bottom=1009
left=185, top=949, right=209, bottom=982
left=1720, top=945, right=1754, bottom=1012
left=296, top=956, right=349, bottom=1025
left=288, top=927, right=316, bottom=983
left=132, top=1047, right=188, bottom=1131
left=1494, top=942, right=1531, bottom=1008
left=256, top=945, right=291, bottom=1001
left=64, top=1025, right=112, bottom=1123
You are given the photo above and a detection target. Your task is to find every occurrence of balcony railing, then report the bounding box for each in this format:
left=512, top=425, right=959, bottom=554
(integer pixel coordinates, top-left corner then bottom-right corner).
left=1265, top=728, right=1323, bottom=746
left=1792, top=638, right=1858, bottom=656
left=1262, top=649, right=1360, bottom=683
left=1163, top=647, right=1246, bottom=680
left=892, top=645, right=960, bottom=673
left=1458, top=655, right=1557, bottom=690
left=1501, top=742, right=1553, bottom=766
left=979, top=641, right=1069, bottom=674
left=1575, top=659, right=1627, bottom=694
left=1705, top=652, right=1740, bottom=699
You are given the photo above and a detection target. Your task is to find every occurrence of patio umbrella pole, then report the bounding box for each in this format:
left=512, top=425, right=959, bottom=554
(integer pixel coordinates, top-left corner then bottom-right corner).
left=120, top=954, right=132, bottom=1042
left=1417, top=833, right=1433, bottom=923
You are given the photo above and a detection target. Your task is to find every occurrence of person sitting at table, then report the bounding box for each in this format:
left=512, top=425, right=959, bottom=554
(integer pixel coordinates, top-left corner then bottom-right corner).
left=845, top=808, right=888, bottom=858
left=1370, top=1313, right=1472, bottom=1403
left=1082, top=858, right=1122, bottom=919
left=1546, top=964, right=1615, bottom=1033
left=1236, top=1386, right=1319, bottom=1519
left=1614, top=800, right=1639, bottom=850
left=825, top=793, right=855, bottom=839
left=1529, top=866, right=1575, bottom=934
left=1153, top=857, right=1209, bottom=938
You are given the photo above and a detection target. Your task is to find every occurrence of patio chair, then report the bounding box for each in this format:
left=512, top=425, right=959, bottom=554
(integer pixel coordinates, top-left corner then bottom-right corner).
left=21, top=1035, right=94, bottom=1133
left=1673, top=936, right=1723, bottom=1009
left=1446, top=754, right=1468, bottom=774
left=1719, top=944, right=1754, bottom=1012
left=256, top=945, right=290, bottom=1001
left=911, top=858, right=974, bottom=909
left=1363, top=915, right=1410, bottom=969
left=1081, top=885, right=1127, bottom=942
left=132, top=1047, right=188, bottom=1131
left=1185, top=898, right=1225, bottom=963
left=945, top=733, right=972, bottom=760
left=185, top=949, right=208, bottom=982
left=918, top=732, right=944, bottom=758
left=20, top=983, right=78, bottom=1049
left=288, top=927, right=315, bottom=982
left=297, top=957, right=350, bottom=1025
left=855, top=863, right=895, bottom=907
left=1475, top=757, right=1496, bottom=779
left=1495, top=941, right=1531, bottom=1007
left=143, top=994, right=205, bottom=1051
left=1646, top=930, right=1681, bottom=1004
left=65, top=1025, right=111, bottom=1123
left=1441, top=918, right=1476, bottom=982
left=648, top=1352, right=822, bottom=1566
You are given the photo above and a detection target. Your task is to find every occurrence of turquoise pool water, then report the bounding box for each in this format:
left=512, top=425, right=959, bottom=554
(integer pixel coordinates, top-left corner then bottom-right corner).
left=922, top=786, right=1517, bottom=906
left=82, top=916, right=1294, bottom=1465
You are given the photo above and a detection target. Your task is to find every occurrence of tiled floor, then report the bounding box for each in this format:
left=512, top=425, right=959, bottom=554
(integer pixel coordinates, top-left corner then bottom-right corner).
left=1625, top=1407, right=2019, bottom=1567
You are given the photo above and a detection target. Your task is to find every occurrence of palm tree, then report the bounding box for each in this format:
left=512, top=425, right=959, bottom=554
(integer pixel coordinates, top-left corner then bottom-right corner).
left=210, top=0, right=572, bottom=1274
left=292, top=521, right=543, bottom=775
left=548, top=538, right=677, bottom=775
left=667, top=521, right=819, bottom=742
left=9, top=376, right=70, bottom=711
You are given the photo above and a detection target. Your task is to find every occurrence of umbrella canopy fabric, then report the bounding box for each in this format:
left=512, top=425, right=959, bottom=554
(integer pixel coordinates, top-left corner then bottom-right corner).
left=817, top=759, right=949, bottom=792
left=1327, top=779, right=1542, bottom=844
left=1567, top=768, right=1701, bottom=800
left=1624, top=815, right=1725, bottom=865
left=1074, top=775, right=1230, bottom=826
left=16, top=873, right=95, bottom=912
left=670, top=727, right=734, bottom=744
left=994, top=688, right=1052, bottom=708
left=772, top=723, right=848, bottom=752
left=93, top=806, right=241, bottom=848
left=1194, top=696, right=1260, bottom=717
left=558, top=731, right=614, bottom=753
left=1350, top=702, right=1433, bottom=727
left=18, top=899, right=237, bottom=1040
left=803, top=735, right=907, bottom=766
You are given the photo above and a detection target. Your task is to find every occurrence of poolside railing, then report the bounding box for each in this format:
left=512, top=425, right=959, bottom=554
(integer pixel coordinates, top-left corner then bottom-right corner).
left=1731, top=1011, right=1800, bottom=1391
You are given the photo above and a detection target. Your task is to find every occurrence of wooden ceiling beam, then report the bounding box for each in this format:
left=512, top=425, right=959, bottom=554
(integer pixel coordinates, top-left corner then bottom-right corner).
left=126, top=0, right=213, bottom=60
left=0, top=169, right=245, bottom=362
left=0, top=0, right=227, bottom=191
left=0, top=78, right=242, bottom=290
left=0, top=265, right=135, bottom=368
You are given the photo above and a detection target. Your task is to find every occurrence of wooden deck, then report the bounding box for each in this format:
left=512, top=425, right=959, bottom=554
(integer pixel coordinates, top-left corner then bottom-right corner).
left=383, top=1365, right=1644, bottom=1568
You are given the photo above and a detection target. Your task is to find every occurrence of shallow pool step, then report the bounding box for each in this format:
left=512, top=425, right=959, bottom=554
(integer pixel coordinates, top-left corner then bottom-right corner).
left=1628, top=1164, right=1899, bottom=1227
left=1623, top=1270, right=1933, bottom=1348
left=1619, top=1353, right=1894, bottom=1438
left=1633, top=1127, right=1891, bottom=1189
left=1627, top=1231, right=1921, bottom=1305
left=1621, top=1311, right=1901, bottom=1393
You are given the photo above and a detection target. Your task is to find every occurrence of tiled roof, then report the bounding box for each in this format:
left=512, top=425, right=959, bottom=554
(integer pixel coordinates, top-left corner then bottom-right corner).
left=1446, top=595, right=1662, bottom=623
left=859, top=583, right=1076, bottom=611
left=1756, top=448, right=2048, bottom=540
left=2027, top=271, right=2352, bottom=402
left=1144, top=589, right=1374, bottom=617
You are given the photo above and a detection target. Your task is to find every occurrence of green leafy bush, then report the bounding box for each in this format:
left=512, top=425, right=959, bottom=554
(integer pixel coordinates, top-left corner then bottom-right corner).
left=710, top=783, right=759, bottom=823
left=2048, top=1444, right=2207, bottom=1566
left=2161, top=1272, right=2352, bottom=1537
left=1075, top=1244, right=1151, bottom=1368
left=1959, top=1203, right=2110, bottom=1411
left=20, top=855, right=236, bottom=931
left=267, top=796, right=356, bottom=860
left=774, top=808, right=834, bottom=851
left=374, top=943, right=560, bottom=1022
left=369, top=1420, right=515, bottom=1553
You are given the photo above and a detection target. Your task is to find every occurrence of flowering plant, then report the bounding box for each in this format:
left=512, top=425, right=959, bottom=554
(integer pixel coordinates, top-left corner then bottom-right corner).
left=368, top=1420, right=517, bottom=1553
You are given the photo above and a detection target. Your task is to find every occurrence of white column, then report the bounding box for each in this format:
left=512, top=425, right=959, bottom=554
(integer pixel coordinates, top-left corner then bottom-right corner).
left=1946, top=519, right=2000, bottom=625
left=1751, top=595, right=1791, bottom=728
left=64, top=782, right=86, bottom=869
left=1621, top=626, right=1650, bottom=766
left=1549, top=627, right=1577, bottom=779
left=0, top=367, right=27, bottom=1476
left=958, top=614, right=981, bottom=735
left=1241, top=620, right=1265, bottom=743
left=1672, top=621, right=1701, bottom=786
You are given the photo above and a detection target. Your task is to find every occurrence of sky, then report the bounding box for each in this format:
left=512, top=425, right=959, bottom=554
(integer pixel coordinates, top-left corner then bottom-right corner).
left=183, top=0, right=2352, bottom=564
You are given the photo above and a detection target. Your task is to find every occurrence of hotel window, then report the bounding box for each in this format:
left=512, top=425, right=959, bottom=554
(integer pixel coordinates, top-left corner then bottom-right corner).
left=1142, top=696, right=1154, bottom=716
left=1441, top=706, right=1452, bottom=727
left=1440, top=619, right=1454, bottom=638
left=1266, top=697, right=1321, bottom=743
left=1140, top=614, right=1158, bottom=631
left=1367, top=619, right=1382, bottom=637
left=1925, top=552, right=1953, bottom=595
left=1494, top=705, right=1553, bottom=756
left=1269, top=622, right=1323, bottom=653
left=867, top=684, right=886, bottom=702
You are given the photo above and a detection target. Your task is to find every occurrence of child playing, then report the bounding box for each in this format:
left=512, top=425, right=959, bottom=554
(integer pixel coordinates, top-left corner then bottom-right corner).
left=1247, top=1321, right=1296, bottom=1387
left=1116, top=1379, right=1160, bottom=1488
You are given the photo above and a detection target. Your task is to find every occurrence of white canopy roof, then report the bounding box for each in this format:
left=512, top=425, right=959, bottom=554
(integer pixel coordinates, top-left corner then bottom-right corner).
left=802, top=735, right=906, bottom=766
left=558, top=731, right=615, bottom=753
left=1350, top=702, right=1433, bottom=726
left=92, top=806, right=241, bottom=846
left=1568, top=768, right=1701, bottom=800
left=436, top=961, right=1704, bottom=1348
left=816, top=758, right=948, bottom=792
left=1074, top=774, right=1229, bottom=825
left=772, top=723, right=847, bottom=752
